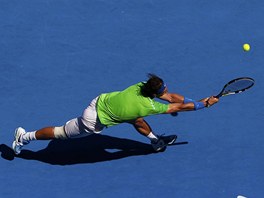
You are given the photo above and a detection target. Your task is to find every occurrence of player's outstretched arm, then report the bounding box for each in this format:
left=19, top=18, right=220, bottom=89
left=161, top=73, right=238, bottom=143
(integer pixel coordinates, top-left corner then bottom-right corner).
left=165, top=96, right=218, bottom=114
left=158, top=92, right=184, bottom=103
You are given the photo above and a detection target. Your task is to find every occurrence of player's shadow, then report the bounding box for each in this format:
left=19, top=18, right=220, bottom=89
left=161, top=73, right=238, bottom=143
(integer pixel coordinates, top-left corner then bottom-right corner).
left=0, top=134, right=157, bottom=165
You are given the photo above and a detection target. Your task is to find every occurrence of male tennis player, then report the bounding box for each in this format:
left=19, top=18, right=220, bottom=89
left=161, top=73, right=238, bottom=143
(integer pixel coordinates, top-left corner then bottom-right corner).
left=12, top=74, right=218, bottom=154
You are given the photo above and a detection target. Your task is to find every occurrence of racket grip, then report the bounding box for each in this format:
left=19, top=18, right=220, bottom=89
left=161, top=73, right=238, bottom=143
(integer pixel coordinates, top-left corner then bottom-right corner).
left=214, top=94, right=221, bottom=98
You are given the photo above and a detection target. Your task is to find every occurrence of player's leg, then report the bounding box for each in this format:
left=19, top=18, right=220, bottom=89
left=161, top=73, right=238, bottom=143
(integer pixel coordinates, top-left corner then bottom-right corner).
left=130, top=118, right=164, bottom=151
left=130, top=118, right=177, bottom=152
left=35, top=127, right=56, bottom=139
left=12, top=118, right=89, bottom=154
left=12, top=96, right=104, bottom=154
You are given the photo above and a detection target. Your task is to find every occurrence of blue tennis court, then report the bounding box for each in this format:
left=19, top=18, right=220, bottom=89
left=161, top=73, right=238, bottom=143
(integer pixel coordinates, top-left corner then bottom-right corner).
left=0, top=1, right=263, bottom=197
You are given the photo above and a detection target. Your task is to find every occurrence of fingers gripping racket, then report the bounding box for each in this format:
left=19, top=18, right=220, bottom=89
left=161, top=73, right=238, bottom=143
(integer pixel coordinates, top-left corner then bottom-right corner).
left=215, top=77, right=255, bottom=98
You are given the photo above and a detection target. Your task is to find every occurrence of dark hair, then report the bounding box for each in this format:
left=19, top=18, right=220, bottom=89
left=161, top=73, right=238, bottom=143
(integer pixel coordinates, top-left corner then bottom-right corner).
left=141, top=73, right=164, bottom=98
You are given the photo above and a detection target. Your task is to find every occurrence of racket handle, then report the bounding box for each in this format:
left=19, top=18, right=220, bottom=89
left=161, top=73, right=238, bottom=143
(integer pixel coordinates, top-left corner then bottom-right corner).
left=214, top=94, right=221, bottom=98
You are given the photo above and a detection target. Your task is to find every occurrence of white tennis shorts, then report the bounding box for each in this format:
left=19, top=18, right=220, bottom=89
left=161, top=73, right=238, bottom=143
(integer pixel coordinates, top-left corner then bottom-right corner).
left=64, top=96, right=105, bottom=138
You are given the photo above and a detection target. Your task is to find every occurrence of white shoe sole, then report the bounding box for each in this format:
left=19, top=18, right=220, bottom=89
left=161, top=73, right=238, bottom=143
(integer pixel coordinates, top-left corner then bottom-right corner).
left=12, top=127, right=25, bottom=155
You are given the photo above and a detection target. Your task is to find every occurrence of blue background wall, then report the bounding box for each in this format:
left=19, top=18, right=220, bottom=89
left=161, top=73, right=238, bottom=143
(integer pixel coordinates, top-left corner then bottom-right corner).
left=0, top=1, right=263, bottom=197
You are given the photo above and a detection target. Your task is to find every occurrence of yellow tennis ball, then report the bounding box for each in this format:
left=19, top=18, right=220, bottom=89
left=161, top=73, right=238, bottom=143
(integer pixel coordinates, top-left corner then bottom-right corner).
left=243, top=43, right=250, bottom=51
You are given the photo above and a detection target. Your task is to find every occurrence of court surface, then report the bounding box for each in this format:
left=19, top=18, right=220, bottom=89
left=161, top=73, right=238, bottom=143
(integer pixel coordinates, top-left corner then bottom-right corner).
left=0, top=1, right=263, bottom=197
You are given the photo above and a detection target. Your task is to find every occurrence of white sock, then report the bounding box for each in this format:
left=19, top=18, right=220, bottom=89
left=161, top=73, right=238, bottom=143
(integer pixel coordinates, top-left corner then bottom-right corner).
left=147, top=132, right=158, bottom=142
left=22, top=131, right=37, bottom=143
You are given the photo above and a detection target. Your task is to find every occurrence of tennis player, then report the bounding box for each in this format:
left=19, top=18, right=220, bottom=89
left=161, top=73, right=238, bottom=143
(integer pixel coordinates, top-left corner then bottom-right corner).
left=12, top=74, right=218, bottom=154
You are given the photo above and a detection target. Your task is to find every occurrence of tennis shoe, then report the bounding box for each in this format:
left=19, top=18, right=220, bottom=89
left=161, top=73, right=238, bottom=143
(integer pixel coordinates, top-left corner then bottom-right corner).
left=151, top=134, right=177, bottom=152
left=151, top=138, right=166, bottom=152
left=12, top=127, right=29, bottom=155
left=157, top=134, right=177, bottom=145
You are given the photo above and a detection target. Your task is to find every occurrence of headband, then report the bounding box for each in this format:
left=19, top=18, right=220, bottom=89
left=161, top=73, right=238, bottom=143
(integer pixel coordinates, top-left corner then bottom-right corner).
left=156, top=82, right=167, bottom=95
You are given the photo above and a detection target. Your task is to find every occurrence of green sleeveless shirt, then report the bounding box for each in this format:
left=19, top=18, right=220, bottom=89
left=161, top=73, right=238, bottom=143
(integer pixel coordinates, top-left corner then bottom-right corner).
left=97, top=82, right=169, bottom=126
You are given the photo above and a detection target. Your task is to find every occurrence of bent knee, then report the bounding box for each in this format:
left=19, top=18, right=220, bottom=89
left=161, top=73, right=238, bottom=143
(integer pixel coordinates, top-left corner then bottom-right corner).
left=54, top=126, right=68, bottom=140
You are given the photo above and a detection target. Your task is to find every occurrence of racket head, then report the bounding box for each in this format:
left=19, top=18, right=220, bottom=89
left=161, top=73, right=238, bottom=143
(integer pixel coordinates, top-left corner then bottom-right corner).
left=216, top=77, right=255, bottom=98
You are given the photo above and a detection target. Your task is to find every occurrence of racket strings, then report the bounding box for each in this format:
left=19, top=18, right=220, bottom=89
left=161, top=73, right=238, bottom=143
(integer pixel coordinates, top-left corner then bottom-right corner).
left=224, top=80, right=254, bottom=93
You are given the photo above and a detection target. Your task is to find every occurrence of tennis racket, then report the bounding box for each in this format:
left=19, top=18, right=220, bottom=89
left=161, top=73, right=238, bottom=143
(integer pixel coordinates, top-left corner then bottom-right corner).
left=215, top=77, right=255, bottom=98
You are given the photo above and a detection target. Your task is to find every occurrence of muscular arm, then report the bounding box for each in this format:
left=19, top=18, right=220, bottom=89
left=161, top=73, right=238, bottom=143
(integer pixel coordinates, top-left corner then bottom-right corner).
left=165, top=96, right=218, bottom=114
left=158, top=92, right=184, bottom=103
left=166, top=102, right=201, bottom=113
